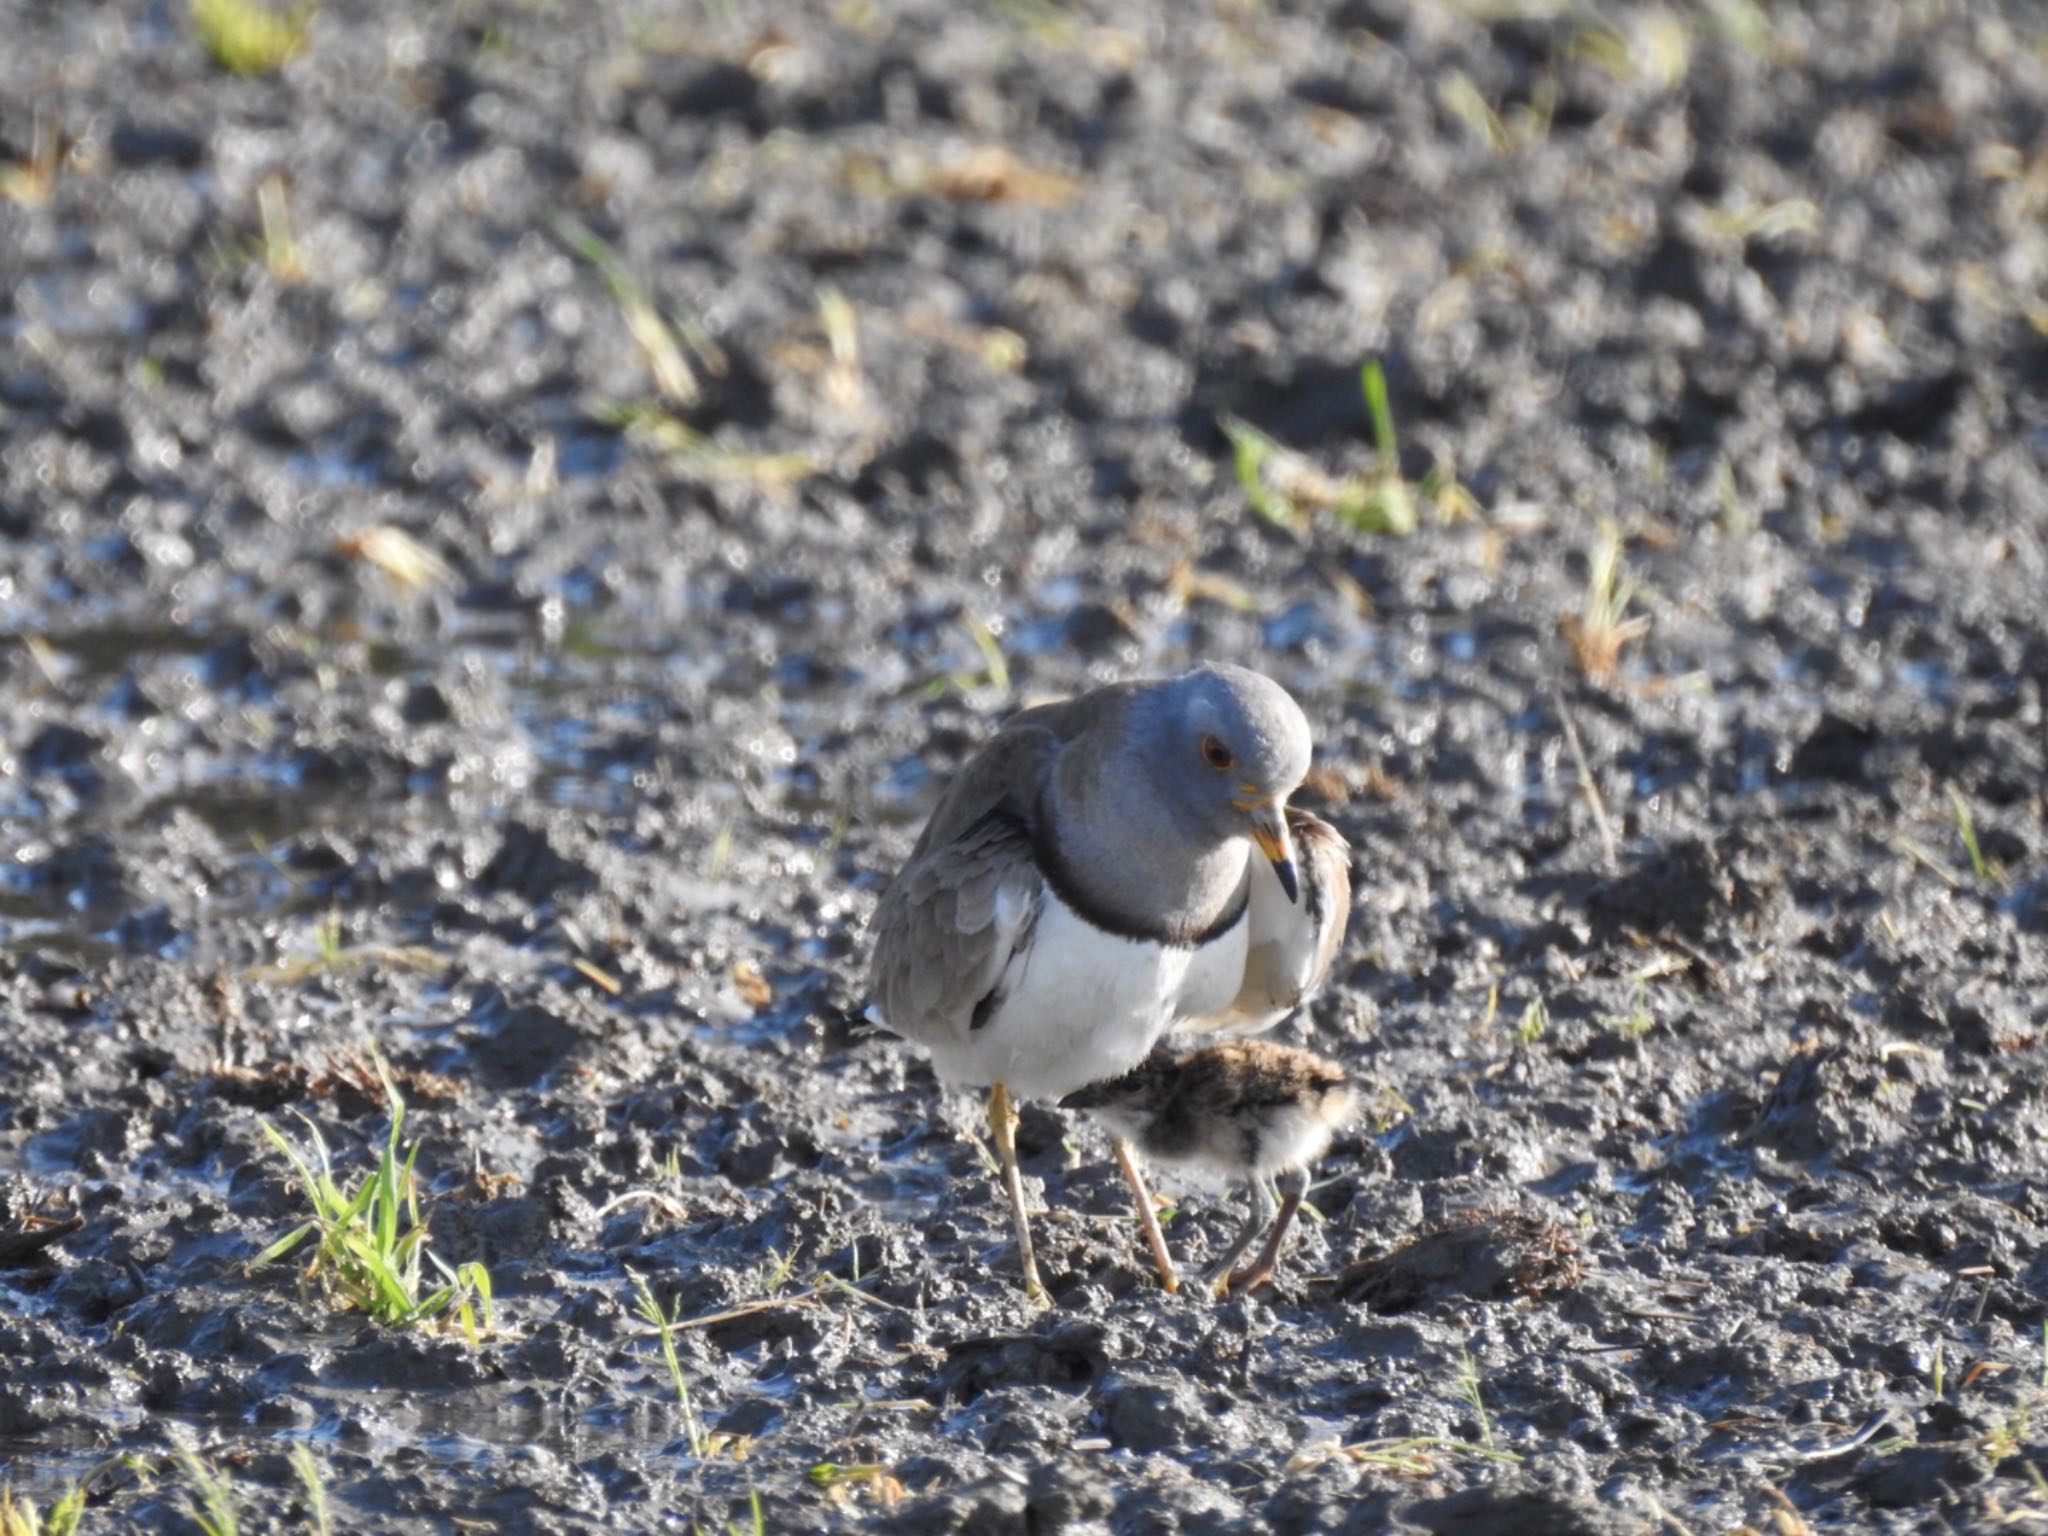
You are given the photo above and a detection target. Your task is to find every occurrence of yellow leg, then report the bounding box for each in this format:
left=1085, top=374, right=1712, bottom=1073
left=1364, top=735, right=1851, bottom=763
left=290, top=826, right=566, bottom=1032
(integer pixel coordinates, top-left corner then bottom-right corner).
left=1114, top=1138, right=1181, bottom=1294
left=988, top=1083, right=1044, bottom=1296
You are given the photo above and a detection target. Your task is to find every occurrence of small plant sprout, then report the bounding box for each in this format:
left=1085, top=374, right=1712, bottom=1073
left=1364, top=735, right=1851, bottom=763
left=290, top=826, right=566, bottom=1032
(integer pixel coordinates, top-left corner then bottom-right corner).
left=1293, top=1432, right=1522, bottom=1476
left=1572, top=10, right=1691, bottom=92
left=1456, top=1348, right=1499, bottom=1456
left=593, top=401, right=817, bottom=496
left=1604, top=977, right=1654, bottom=1039
left=1714, top=456, right=1754, bottom=535
left=627, top=1268, right=709, bottom=1457
left=1, top=1458, right=149, bottom=1536
left=288, top=1444, right=330, bottom=1536
left=704, top=805, right=739, bottom=880
left=1515, top=997, right=1548, bottom=1047
left=193, top=0, right=314, bottom=75
left=716, top=1488, right=769, bottom=1536
left=964, top=611, right=1010, bottom=693
left=555, top=219, right=702, bottom=407
left=174, top=1449, right=239, bottom=1536
left=315, top=908, right=344, bottom=970
left=1358, top=360, right=1418, bottom=534
left=1699, top=194, right=1821, bottom=246
left=1221, top=360, right=1422, bottom=537
left=1560, top=519, right=1650, bottom=685
left=1222, top=414, right=1292, bottom=528
left=925, top=612, right=1010, bottom=698
left=1947, top=785, right=2006, bottom=887
left=246, top=905, right=440, bottom=985
left=809, top=1462, right=907, bottom=1512
left=0, top=1483, right=82, bottom=1536
left=1437, top=71, right=1509, bottom=153
left=257, top=173, right=306, bottom=283
left=0, top=109, right=61, bottom=209
left=1982, top=1404, right=2035, bottom=1469
left=1368, top=1081, right=1415, bottom=1136
left=253, top=1048, right=494, bottom=1340
left=334, top=525, right=455, bottom=593
left=817, top=286, right=865, bottom=412
left=755, top=1246, right=799, bottom=1297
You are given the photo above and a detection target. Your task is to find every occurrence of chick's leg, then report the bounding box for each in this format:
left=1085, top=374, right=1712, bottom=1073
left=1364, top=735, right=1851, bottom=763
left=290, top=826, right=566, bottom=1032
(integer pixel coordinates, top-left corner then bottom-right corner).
left=1205, top=1177, right=1276, bottom=1295
left=1225, top=1165, right=1308, bottom=1297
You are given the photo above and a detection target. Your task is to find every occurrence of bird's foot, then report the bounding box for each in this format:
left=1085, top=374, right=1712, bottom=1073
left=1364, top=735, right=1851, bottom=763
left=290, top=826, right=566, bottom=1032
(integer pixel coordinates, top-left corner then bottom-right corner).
left=1220, top=1258, right=1278, bottom=1297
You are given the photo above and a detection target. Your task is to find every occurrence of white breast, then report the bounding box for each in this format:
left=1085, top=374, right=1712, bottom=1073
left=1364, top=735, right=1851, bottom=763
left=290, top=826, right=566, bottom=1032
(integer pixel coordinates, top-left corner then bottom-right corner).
left=921, top=886, right=1250, bottom=1101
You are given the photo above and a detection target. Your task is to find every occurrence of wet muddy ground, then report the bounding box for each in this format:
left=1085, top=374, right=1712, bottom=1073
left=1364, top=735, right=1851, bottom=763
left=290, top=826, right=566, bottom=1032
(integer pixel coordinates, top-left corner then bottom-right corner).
left=4, top=0, right=2048, bottom=1530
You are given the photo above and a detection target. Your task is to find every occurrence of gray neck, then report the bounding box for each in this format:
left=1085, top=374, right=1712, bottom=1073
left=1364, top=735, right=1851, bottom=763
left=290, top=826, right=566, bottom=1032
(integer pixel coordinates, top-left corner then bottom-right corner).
left=1037, top=735, right=1249, bottom=947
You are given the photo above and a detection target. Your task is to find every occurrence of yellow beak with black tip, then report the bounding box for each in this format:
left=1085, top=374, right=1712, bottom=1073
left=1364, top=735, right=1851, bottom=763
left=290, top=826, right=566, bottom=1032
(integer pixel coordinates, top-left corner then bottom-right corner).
left=1242, top=798, right=1299, bottom=904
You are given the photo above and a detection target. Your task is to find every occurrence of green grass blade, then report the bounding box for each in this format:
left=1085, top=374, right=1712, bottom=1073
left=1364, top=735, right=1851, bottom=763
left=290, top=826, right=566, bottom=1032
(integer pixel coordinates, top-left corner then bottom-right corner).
left=259, top=1120, right=325, bottom=1200
left=49, top=1488, right=89, bottom=1536
left=1220, top=415, right=1292, bottom=527
left=287, top=1443, right=331, bottom=1536
left=175, top=1449, right=240, bottom=1536
left=1361, top=359, right=1398, bottom=462
left=465, top=1262, right=494, bottom=1332
left=334, top=1173, right=378, bottom=1226
left=252, top=1221, right=317, bottom=1269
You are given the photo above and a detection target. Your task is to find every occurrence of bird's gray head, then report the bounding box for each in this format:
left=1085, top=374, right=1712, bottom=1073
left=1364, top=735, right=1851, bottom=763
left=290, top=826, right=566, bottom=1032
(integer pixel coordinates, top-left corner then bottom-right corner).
left=1134, top=665, right=1313, bottom=900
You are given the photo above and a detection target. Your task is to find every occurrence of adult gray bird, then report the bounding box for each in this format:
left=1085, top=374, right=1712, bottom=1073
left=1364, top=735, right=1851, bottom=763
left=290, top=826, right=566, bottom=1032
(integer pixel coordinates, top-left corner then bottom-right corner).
left=866, top=664, right=1350, bottom=1295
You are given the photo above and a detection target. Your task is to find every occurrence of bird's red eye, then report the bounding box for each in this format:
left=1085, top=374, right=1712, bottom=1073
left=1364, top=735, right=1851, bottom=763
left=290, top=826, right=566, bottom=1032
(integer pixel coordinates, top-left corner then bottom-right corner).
left=1200, top=735, right=1234, bottom=771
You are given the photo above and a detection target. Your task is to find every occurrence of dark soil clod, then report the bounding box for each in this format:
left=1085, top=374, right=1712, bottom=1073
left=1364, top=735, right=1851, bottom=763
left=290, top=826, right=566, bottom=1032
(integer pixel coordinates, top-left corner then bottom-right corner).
left=1332, top=1208, right=1585, bottom=1313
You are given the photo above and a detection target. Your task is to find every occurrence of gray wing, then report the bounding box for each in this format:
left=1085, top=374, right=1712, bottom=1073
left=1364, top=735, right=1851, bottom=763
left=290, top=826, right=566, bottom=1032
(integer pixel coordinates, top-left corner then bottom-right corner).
left=867, top=808, right=1044, bottom=1048
left=899, top=682, right=1142, bottom=857
left=1192, top=807, right=1352, bottom=1035
left=866, top=688, right=1134, bottom=1045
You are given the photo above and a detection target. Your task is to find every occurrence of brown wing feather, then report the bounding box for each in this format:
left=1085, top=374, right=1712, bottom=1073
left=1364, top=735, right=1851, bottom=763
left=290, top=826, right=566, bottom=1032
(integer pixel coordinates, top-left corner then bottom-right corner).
left=1290, top=808, right=1351, bottom=999
left=1188, top=805, right=1351, bottom=1034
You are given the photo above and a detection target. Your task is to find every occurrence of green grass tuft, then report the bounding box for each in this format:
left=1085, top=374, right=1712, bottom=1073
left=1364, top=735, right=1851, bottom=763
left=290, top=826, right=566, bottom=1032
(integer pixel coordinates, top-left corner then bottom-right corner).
left=174, top=1451, right=239, bottom=1536
left=287, top=1444, right=330, bottom=1536
left=1603, top=977, right=1654, bottom=1039
left=1561, top=519, right=1650, bottom=684
left=193, top=0, right=313, bottom=75
left=0, top=1483, right=86, bottom=1536
left=1, top=1457, right=153, bottom=1536
left=1221, top=358, right=1425, bottom=537
left=253, top=1047, right=493, bottom=1339
left=1948, top=785, right=2005, bottom=887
